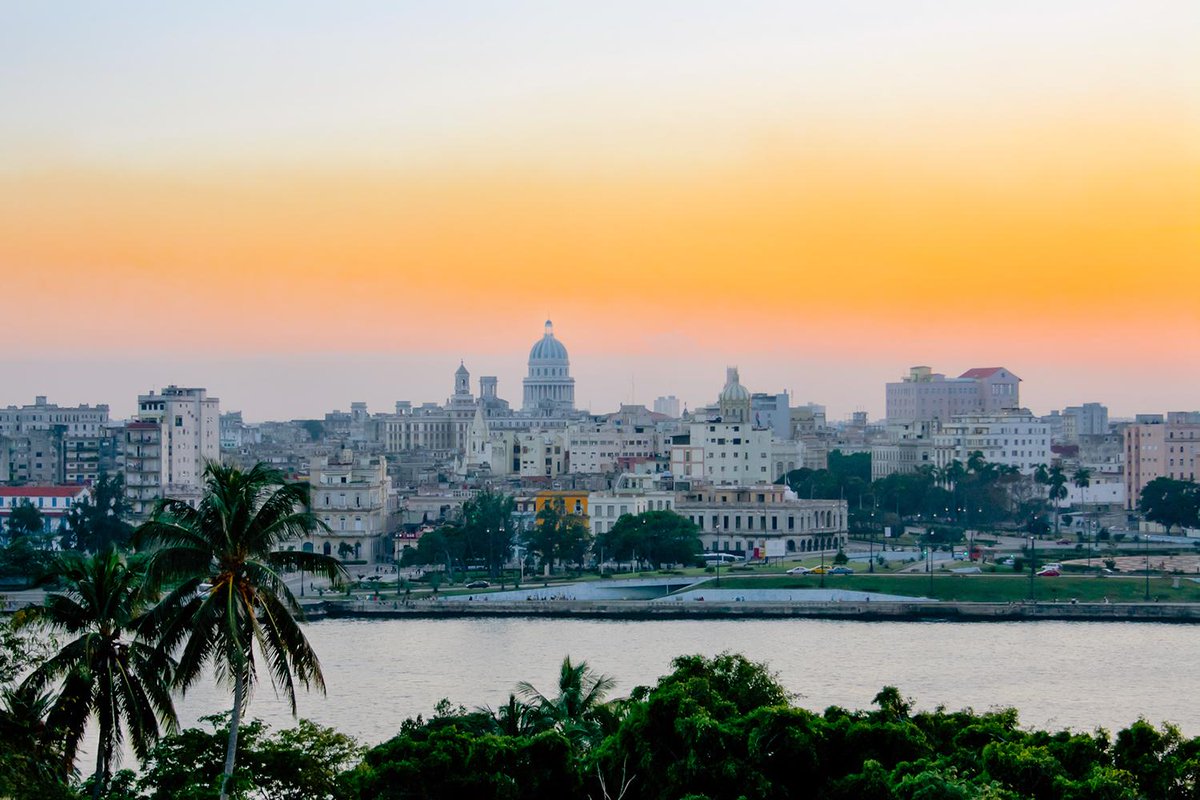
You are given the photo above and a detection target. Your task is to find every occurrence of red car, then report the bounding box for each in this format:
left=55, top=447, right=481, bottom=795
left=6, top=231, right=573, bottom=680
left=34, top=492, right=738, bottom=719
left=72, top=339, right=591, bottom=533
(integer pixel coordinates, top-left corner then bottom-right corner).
left=1036, top=567, right=1061, bottom=577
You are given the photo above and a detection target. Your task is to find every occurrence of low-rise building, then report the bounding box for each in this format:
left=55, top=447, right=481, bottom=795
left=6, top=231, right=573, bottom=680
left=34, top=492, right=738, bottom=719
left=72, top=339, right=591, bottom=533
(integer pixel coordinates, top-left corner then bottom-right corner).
left=0, top=485, right=90, bottom=538
left=588, top=473, right=677, bottom=535
left=676, top=484, right=847, bottom=557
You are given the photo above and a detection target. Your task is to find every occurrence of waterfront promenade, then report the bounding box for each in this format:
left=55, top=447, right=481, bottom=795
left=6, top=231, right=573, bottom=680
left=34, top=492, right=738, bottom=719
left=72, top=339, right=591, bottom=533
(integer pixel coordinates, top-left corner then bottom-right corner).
left=315, top=596, right=1200, bottom=623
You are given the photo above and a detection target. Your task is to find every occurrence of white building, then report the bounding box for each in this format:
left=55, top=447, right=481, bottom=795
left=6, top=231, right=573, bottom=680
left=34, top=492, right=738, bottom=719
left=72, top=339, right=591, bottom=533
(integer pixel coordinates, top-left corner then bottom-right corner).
left=0, top=485, right=90, bottom=538
left=566, top=416, right=662, bottom=475
left=653, top=395, right=681, bottom=418
left=517, top=429, right=569, bottom=479
left=676, top=484, right=847, bottom=557
left=673, top=367, right=774, bottom=486
left=124, top=386, right=219, bottom=516
left=305, top=451, right=391, bottom=563
left=1062, top=403, right=1108, bottom=440
left=871, top=419, right=938, bottom=481
left=933, top=409, right=1050, bottom=474
left=588, top=473, right=677, bottom=536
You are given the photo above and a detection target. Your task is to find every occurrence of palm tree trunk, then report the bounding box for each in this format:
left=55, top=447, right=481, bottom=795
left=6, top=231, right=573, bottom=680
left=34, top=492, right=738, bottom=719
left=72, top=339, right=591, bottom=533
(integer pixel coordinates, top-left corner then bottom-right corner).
left=92, top=748, right=107, bottom=800
left=219, top=670, right=246, bottom=800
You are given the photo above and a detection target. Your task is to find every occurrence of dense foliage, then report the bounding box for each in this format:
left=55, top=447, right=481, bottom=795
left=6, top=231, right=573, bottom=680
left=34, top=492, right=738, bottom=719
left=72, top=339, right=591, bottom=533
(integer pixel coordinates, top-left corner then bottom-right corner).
left=596, top=509, right=702, bottom=569
left=1139, top=478, right=1200, bottom=533
left=4, top=650, right=1200, bottom=799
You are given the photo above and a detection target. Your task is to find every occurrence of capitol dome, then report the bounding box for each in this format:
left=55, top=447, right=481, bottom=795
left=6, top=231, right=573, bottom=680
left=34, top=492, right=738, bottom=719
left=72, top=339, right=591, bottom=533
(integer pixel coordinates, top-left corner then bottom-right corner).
left=529, top=320, right=569, bottom=363
left=523, top=320, right=575, bottom=412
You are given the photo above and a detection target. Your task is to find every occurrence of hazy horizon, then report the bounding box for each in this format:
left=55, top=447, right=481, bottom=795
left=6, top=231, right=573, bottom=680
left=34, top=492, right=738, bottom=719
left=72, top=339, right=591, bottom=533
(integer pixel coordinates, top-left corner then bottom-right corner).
left=0, top=346, right=1189, bottom=423
left=4, top=2, right=1197, bottom=418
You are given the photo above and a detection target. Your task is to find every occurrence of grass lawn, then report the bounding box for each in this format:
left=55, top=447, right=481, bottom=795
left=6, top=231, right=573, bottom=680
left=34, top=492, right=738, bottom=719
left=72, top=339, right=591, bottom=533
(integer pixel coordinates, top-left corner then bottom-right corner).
left=709, top=573, right=1200, bottom=603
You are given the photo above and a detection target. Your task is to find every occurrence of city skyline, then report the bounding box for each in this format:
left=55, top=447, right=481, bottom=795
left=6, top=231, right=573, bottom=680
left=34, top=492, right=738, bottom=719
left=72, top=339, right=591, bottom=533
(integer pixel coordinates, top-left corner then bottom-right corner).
left=3, top=2, right=1198, bottom=419
left=0, top=340, right=1190, bottom=423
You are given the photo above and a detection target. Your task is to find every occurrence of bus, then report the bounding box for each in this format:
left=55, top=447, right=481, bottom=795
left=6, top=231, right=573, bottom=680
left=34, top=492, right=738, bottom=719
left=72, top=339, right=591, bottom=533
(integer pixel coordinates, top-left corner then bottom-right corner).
left=702, top=552, right=742, bottom=565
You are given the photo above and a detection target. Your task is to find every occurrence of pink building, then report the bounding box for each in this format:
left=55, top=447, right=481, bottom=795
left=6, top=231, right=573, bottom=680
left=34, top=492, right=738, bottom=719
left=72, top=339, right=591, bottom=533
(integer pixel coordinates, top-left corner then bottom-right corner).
left=1124, top=412, right=1200, bottom=510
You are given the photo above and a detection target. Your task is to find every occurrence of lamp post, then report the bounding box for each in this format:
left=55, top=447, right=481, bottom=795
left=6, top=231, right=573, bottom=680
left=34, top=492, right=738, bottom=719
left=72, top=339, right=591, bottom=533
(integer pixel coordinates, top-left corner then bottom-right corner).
left=868, top=502, right=877, bottom=573
left=820, top=537, right=826, bottom=589
left=1028, top=535, right=1036, bottom=601
left=1144, top=533, right=1151, bottom=602
left=712, top=526, right=721, bottom=587
left=927, top=530, right=934, bottom=595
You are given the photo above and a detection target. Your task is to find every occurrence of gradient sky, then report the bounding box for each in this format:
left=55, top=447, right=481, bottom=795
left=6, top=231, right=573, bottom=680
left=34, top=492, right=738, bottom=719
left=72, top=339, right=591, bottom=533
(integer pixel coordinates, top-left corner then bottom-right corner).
left=2, top=1, right=1198, bottom=421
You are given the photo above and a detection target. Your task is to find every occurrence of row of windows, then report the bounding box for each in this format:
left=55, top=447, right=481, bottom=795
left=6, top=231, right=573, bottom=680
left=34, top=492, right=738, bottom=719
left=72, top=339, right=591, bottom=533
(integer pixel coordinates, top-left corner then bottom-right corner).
left=0, top=495, right=74, bottom=508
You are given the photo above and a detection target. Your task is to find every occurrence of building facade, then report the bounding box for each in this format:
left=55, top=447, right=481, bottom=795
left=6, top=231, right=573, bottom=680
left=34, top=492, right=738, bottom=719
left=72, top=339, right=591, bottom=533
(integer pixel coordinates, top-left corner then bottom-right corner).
left=305, top=451, right=391, bottom=563
left=933, top=409, right=1050, bottom=474
left=1124, top=412, right=1200, bottom=510
left=676, top=484, right=847, bottom=556
left=886, top=366, right=1021, bottom=424
left=124, top=386, right=220, bottom=516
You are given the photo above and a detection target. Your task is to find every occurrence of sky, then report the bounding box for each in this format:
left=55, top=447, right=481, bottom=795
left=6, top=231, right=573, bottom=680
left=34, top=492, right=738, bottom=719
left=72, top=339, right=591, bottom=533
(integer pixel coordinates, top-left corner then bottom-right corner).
left=2, top=1, right=1198, bottom=421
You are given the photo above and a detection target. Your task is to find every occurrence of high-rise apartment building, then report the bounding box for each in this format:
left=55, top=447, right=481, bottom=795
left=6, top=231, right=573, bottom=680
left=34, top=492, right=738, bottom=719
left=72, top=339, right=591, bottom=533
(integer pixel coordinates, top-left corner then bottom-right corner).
left=124, top=386, right=219, bottom=516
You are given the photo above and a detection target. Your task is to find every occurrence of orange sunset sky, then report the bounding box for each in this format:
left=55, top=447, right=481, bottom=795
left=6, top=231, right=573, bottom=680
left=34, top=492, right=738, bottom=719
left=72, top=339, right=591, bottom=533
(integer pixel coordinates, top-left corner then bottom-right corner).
left=2, top=2, right=1197, bottom=420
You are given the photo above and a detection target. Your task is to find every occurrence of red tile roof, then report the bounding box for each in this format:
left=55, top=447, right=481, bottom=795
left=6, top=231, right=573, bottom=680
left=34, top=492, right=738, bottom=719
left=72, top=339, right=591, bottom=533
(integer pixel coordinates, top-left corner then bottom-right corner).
left=958, top=367, right=1006, bottom=379
left=0, top=486, right=89, bottom=497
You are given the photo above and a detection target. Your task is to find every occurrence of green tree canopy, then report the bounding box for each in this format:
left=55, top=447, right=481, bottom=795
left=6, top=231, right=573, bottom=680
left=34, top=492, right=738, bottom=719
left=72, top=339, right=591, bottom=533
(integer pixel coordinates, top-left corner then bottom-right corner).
left=62, top=472, right=133, bottom=553
left=522, top=498, right=592, bottom=572
left=596, top=510, right=700, bottom=569
left=18, top=549, right=177, bottom=798
left=1139, top=477, right=1200, bottom=533
left=6, top=500, right=45, bottom=539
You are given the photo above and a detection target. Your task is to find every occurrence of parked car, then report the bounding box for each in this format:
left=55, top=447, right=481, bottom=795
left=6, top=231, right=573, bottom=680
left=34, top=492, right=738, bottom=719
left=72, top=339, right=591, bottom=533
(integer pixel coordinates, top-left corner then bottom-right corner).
left=465, top=580, right=491, bottom=589
left=828, top=566, right=854, bottom=575
left=786, top=566, right=813, bottom=575
left=1055, top=538, right=1072, bottom=545
left=1036, top=568, right=1061, bottom=577
left=809, top=566, right=829, bottom=574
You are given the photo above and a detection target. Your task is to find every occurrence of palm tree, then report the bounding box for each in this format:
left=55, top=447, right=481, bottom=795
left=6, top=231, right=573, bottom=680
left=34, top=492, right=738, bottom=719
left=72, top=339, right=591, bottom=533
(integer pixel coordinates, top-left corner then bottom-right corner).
left=136, top=462, right=347, bottom=800
left=1047, top=466, right=1069, bottom=535
left=517, top=656, right=617, bottom=747
left=482, top=693, right=537, bottom=737
left=18, top=549, right=177, bottom=799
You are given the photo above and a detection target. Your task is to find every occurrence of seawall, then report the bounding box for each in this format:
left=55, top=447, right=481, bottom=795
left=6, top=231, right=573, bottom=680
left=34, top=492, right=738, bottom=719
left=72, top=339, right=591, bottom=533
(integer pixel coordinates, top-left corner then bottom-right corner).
left=313, top=599, right=1200, bottom=623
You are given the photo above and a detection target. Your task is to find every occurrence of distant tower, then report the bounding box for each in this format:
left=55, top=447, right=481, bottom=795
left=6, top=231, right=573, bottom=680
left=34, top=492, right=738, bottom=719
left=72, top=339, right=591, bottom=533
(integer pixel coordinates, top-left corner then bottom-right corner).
left=522, top=320, right=575, bottom=412
left=454, top=361, right=471, bottom=398
left=718, top=367, right=751, bottom=423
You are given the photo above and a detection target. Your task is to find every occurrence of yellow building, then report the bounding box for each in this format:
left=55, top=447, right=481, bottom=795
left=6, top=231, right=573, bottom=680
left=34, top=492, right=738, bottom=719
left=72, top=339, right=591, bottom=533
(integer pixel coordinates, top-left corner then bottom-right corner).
left=534, top=489, right=589, bottom=519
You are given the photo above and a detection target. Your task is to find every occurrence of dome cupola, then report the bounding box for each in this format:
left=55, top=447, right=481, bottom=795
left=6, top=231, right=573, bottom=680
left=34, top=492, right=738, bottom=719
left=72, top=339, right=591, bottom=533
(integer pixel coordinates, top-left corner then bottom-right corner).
left=529, top=319, right=569, bottom=363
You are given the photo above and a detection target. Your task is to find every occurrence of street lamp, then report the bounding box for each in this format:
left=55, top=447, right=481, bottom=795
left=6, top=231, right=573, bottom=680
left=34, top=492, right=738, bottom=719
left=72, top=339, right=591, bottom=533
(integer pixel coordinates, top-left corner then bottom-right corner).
left=820, top=536, right=826, bottom=589
left=926, top=530, right=935, bottom=595
left=714, top=527, right=722, bottom=587
left=1144, top=534, right=1151, bottom=602
left=1028, top=535, right=1036, bottom=601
